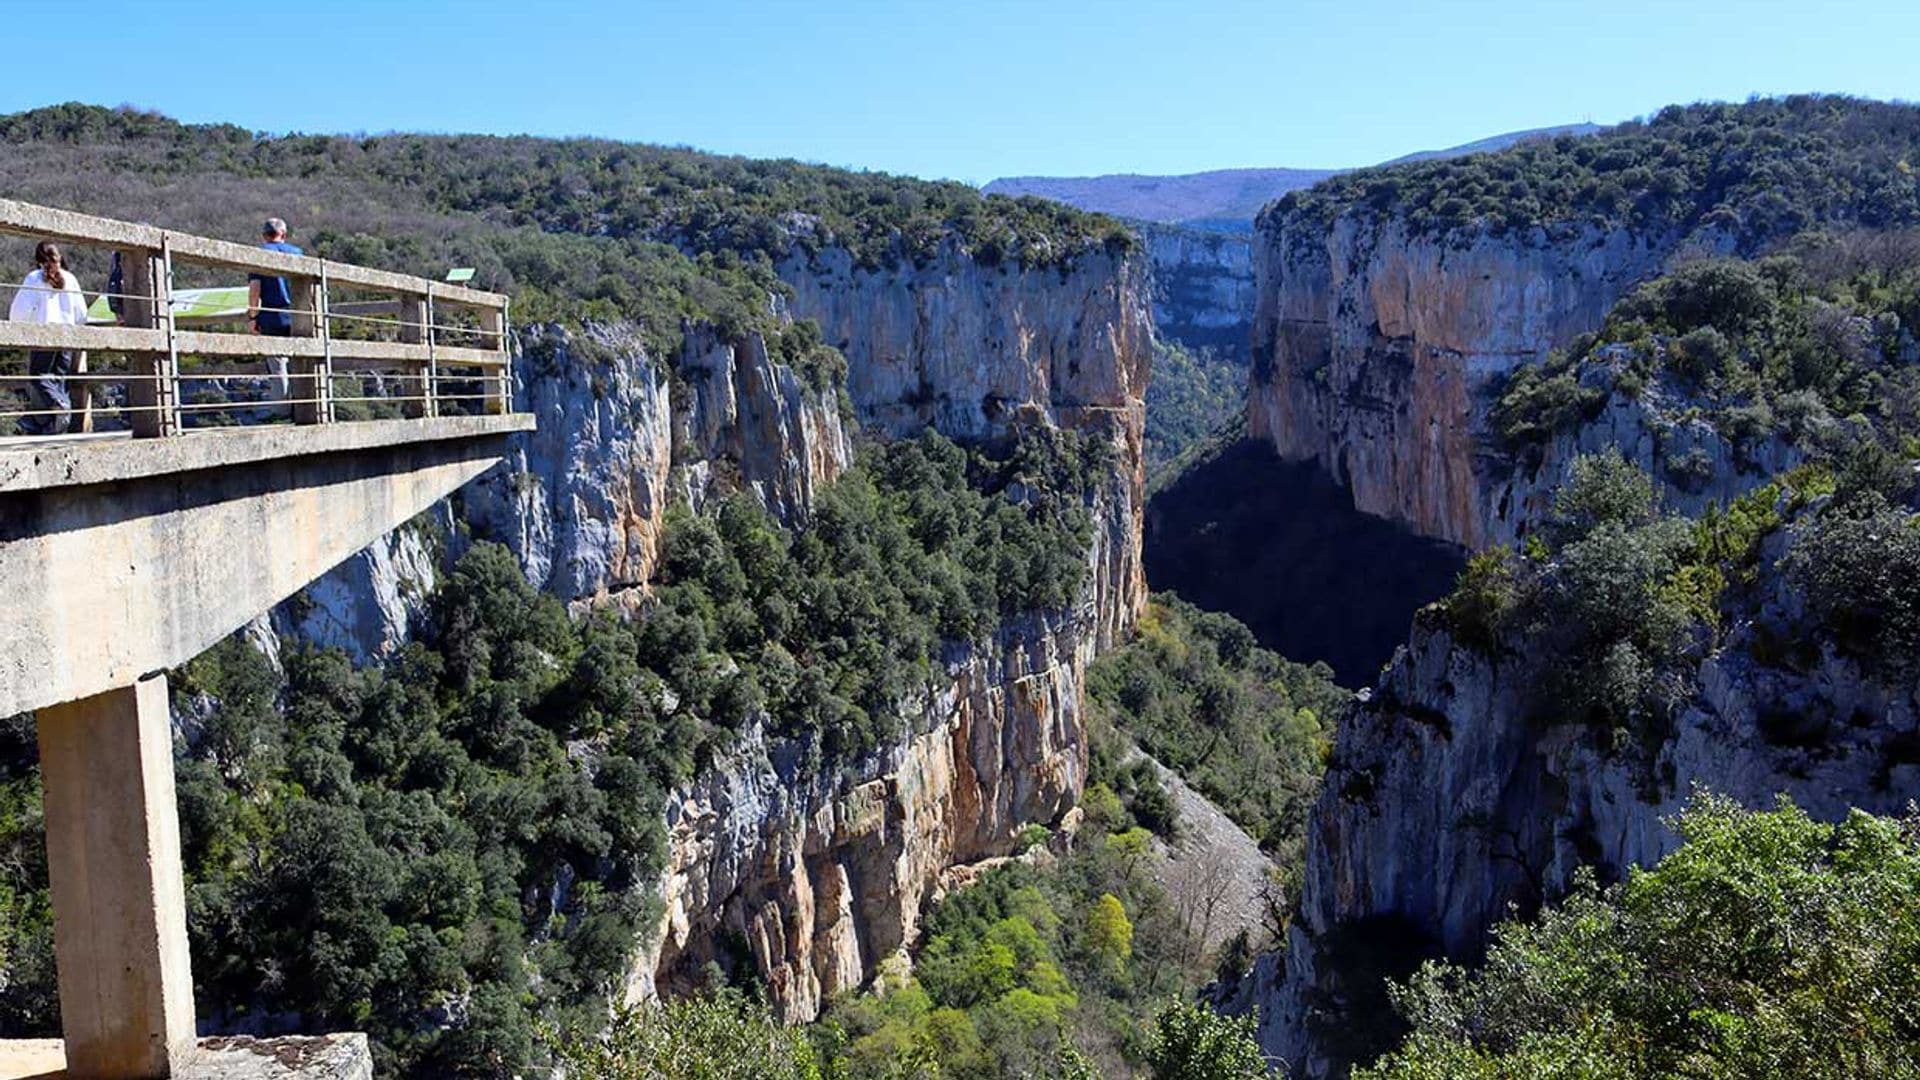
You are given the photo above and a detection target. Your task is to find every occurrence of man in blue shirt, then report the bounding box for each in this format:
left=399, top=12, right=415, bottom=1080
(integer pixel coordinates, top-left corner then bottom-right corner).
left=248, top=218, right=302, bottom=414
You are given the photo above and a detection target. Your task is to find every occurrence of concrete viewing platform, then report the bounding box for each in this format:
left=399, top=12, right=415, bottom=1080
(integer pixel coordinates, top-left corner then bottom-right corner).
left=0, top=198, right=534, bottom=1078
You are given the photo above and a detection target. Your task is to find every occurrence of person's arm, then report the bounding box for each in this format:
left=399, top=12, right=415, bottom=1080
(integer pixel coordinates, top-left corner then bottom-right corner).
left=8, top=275, right=33, bottom=322
left=248, top=278, right=262, bottom=334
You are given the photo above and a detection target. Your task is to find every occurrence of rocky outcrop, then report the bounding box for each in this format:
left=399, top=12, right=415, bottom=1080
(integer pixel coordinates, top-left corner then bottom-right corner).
left=297, top=239, right=1153, bottom=660
left=276, top=510, right=449, bottom=663
left=465, top=321, right=854, bottom=606
left=777, top=241, right=1152, bottom=646
left=1248, top=214, right=1725, bottom=549
left=1227, top=535, right=1920, bottom=1077
left=290, top=320, right=854, bottom=660
left=628, top=611, right=1090, bottom=1022
left=1488, top=350, right=1803, bottom=543
left=1140, top=223, right=1255, bottom=361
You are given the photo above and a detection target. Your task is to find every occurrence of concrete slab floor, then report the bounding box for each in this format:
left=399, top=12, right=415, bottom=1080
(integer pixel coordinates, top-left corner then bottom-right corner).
left=0, top=1035, right=372, bottom=1080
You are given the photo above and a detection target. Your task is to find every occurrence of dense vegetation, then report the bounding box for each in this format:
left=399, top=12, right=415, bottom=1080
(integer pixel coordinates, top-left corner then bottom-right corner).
left=562, top=990, right=1269, bottom=1079
left=0, top=102, right=1130, bottom=358
left=809, top=809, right=1270, bottom=1077
left=1143, top=341, right=1244, bottom=479
left=1359, top=794, right=1920, bottom=1079
left=643, top=428, right=1099, bottom=767
left=1441, top=452, right=1781, bottom=751
left=0, top=428, right=1103, bottom=1075
left=1493, top=233, right=1920, bottom=477
left=1269, top=96, right=1920, bottom=242
left=1087, top=596, right=1343, bottom=871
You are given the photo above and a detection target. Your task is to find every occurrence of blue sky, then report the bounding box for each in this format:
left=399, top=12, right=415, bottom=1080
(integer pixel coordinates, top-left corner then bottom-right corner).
left=6, top=0, right=1916, bottom=183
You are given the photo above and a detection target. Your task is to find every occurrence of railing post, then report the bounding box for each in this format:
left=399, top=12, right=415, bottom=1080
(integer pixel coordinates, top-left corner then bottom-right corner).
left=397, top=293, right=429, bottom=419
left=480, top=301, right=509, bottom=415
left=424, top=294, right=440, bottom=418
left=155, top=238, right=181, bottom=436
left=121, top=249, right=169, bottom=439
left=289, top=275, right=325, bottom=425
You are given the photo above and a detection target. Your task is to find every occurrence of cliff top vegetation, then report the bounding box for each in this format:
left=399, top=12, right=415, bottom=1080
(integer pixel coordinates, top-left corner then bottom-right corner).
left=1266, top=95, right=1920, bottom=244
left=1493, top=232, right=1920, bottom=471
left=0, top=102, right=1133, bottom=355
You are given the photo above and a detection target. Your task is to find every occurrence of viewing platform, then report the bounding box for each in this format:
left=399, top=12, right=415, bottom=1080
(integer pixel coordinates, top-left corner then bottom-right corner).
left=0, top=200, right=534, bottom=1078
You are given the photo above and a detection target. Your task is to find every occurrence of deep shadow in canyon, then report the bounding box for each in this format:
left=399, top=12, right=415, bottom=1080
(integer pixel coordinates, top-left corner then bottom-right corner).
left=1146, top=437, right=1466, bottom=686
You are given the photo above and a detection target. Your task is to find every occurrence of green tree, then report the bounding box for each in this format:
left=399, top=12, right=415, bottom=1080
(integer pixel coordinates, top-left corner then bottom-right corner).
left=550, top=992, right=829, bottom=1080
left=1085, top=893, right=1135, bottom=973
left=1145, top=1002, right=1272, bottom=1080
left=1360, top=794, right=1920, bottom=1080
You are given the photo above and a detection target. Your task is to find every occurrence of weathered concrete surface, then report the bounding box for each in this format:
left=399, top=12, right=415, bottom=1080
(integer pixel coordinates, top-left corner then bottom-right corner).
left=0, top=1035, right=372, bottom=1080
left=36, top=675, right=194, bottom=1079
left=0, top=415, right=530, bottom=494
left=0, top=417, right=530, bottom=717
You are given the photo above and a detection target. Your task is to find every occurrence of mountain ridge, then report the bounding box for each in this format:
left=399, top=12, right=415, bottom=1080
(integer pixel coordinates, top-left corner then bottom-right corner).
left=983, top=122, right=1604, bottom=225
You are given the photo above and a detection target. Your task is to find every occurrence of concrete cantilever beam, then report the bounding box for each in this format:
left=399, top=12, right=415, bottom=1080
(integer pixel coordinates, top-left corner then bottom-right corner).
left=0, top=413, right=531, bottom=1078
left=0, top=414, right=531, bottom=719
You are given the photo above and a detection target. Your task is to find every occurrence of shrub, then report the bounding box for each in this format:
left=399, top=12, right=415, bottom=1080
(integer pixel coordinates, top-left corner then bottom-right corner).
left=550, top=991, right=827, bottom=1080
left=1544, top=449, right=1658, bottom=546
left=1785, top=493, right=1920, bottom=676
left=1441, top=549, right=1521, bottom=653
left=1144, top=1002, right=1273, bottom=1080
left=1359, top=794, right=1920, bottom=1080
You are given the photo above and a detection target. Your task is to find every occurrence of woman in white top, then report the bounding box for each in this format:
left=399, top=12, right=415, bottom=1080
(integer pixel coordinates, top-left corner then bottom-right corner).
left=8, top=241, right=90, bottom=434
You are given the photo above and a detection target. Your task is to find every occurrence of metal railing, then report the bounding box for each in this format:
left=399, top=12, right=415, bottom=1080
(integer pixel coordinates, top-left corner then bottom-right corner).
left=0, top=198, right=513, bottom=439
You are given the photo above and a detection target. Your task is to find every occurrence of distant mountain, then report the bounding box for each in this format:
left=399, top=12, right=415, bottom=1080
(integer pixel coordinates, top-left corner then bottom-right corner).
left=1375, top=121, right=1605, bottom=166
left=984, top=167, right=1342, bottom=227
left=984, top=122, right=1605, bottom=225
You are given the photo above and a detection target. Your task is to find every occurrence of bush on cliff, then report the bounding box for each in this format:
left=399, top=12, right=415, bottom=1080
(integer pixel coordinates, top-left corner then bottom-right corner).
left=649, top=427, right=1095, bottom=767
left=550, top=991, right=829, bottom=1080
left=1492, top=233, right=1920, bottom=467
left=1357, top=793, right=1920, bottom=1080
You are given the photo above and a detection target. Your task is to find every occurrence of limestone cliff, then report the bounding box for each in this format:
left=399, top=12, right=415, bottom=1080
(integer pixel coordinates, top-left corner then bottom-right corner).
left=1489, top=347, right=1803, bottom=542
left=1223, top=519, right=1920, bottom=1077
left=286, top=320, right=855, bottom=662
left=776, top=241, right=1152, bottom=646
left=1139, top=223, right=1254, bottom=361
left=629, top=611, right=1090, bottom=1021
left=1248, top=214, right=1728, bottom=548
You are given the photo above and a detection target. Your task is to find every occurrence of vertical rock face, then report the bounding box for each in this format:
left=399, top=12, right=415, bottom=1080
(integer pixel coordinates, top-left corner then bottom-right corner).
left=777, top=242, right=1152, bottom=646
left=294, top=320, right=855, bottom=661
left=1139, top=223, right=1255, bottom=361
left=618, top=242, right=1154, bottom=1017
left=1228, top=589, right=1920, bottom=1077
left=1248, top=214, right=1698, bottom=548
left=467, top=321, right=855, bottom=604
left=631, top=611, right=1091, bottom=1022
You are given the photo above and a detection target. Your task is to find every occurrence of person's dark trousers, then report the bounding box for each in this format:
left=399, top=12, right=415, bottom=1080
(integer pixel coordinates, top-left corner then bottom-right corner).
left=259, top=323, right=293, bottom=417
left=24, top=350, right=74, bottom=435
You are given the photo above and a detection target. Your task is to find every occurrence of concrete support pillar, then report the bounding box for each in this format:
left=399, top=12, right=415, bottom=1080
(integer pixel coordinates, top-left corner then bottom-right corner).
left=36, top=674, right=196, bottom=1078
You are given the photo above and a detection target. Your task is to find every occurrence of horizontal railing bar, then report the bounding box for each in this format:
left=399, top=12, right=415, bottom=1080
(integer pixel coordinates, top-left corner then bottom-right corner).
left=0, top=325, right=499, bottom=367
left=0, top=198, right=507, bottom=310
